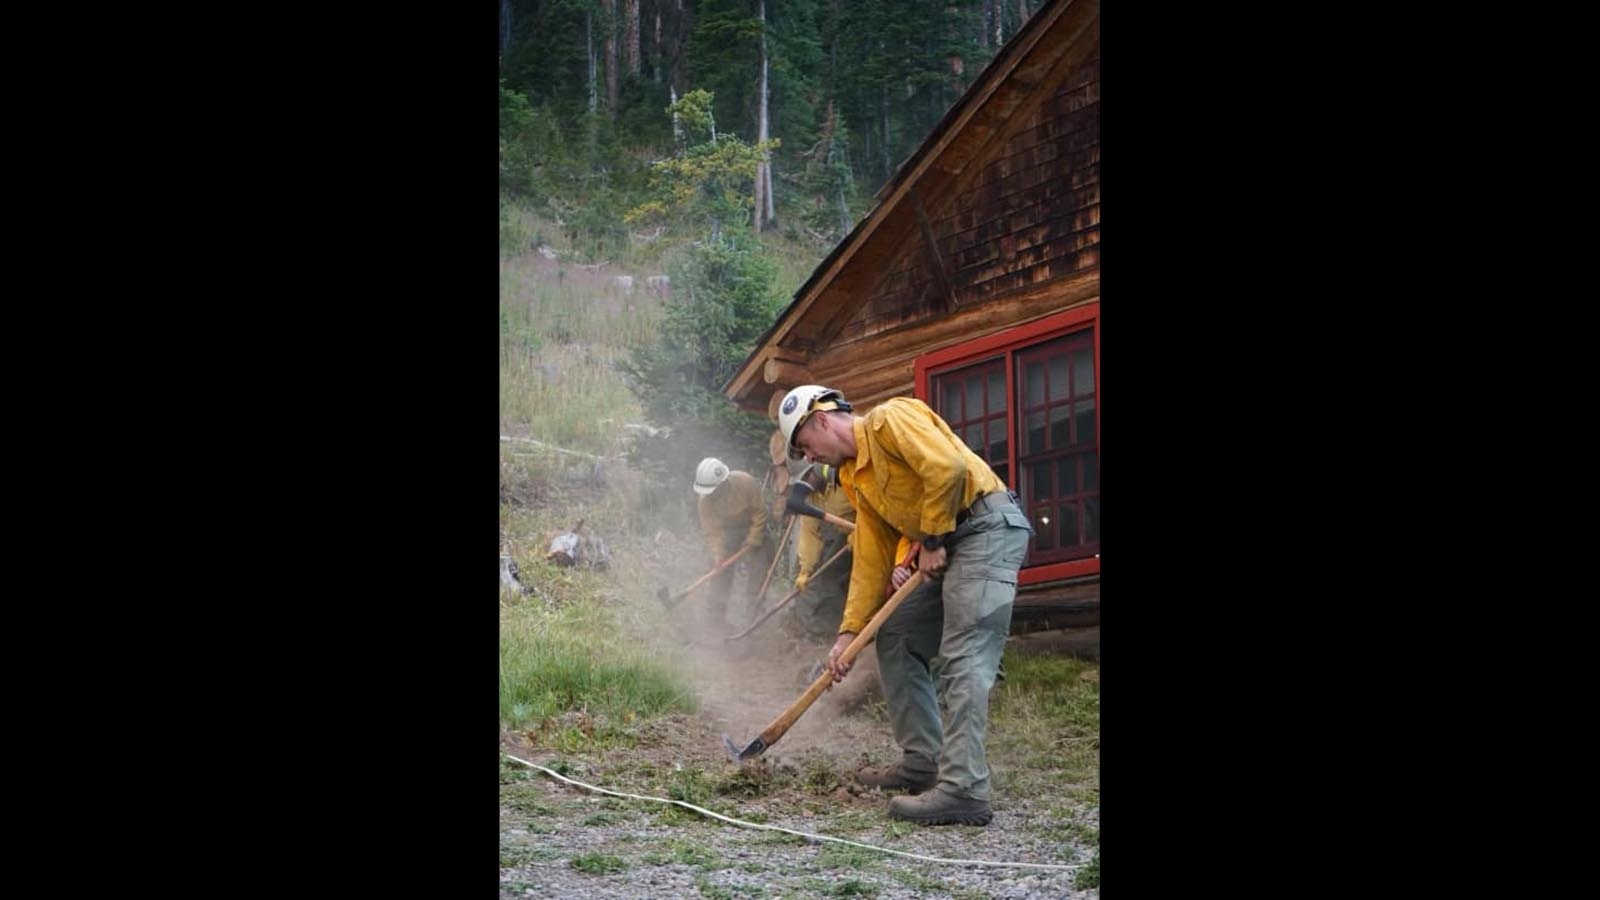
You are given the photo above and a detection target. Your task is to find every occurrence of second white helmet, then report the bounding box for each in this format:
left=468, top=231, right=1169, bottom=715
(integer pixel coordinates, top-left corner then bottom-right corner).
left=693, top=457, right=731, bottom=495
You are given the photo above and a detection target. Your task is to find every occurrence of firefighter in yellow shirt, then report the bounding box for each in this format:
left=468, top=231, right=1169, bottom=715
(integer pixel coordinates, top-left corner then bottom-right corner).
left=787, top=462, right=856, bottom=639
left=779, top=385, right=1033, bottom=828
left=693, top=457, right=771, bottom=630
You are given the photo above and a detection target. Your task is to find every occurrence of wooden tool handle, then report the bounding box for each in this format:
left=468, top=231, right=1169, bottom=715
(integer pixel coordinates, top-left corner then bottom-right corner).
left=753, top=515, right=797, bottom=602
left=725, top=542, right=850, bottom=641
left=672, top=543, right=753, bottom=602
left=821, top=511, right=857, bottom=532
left=756, top=570, right=928, bottom=746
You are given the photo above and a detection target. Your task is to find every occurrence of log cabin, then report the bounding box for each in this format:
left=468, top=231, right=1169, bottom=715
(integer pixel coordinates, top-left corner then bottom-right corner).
left=722, top=0, right=1101, bottom=630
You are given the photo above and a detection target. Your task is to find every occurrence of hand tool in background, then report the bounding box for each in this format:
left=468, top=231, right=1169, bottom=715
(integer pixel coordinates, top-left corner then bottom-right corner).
left=656, top=543, right=754, bottom=610
left=723, top=542, right=850, bottom=642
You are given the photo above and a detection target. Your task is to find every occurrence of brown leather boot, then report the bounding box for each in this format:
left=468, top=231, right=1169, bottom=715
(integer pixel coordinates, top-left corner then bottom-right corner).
left=887, top=787, right=993, bottom=826
left=854, top=764, right=937, bottom=794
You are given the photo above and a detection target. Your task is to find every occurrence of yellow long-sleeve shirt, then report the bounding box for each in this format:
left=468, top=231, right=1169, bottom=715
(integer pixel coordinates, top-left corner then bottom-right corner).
left=697, top=470, right=768, bottom=559
left=836, top=397, right=1005, bottom=634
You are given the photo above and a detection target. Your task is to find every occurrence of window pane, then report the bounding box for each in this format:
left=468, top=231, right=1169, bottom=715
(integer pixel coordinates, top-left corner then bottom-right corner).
left=1058, top=458, right=1077, bottom=495
left=1033, top=506, right=1054, bottom=551
left=938, top=383, right=959, bottom=421
left=1059, top=502, right=1079, bottom=546
left=987, top=371, right=1004, bottom=410
left=965, top=424, right=983, bottom=453
left=1084, top=495, right=1100, bottom=543
left=1071, top=347, right=1095, bottom=396
left=1050, top=405, right=1071, bottom=448
left=1075, top=398, right=1096, bottom=445
left=1027, top=411, right=1045, bottom=453
left=1083, top=453, right=1098, bottom=491
left=1049, top=354, right=1069, bottom=401
left=1025, top=361, right=1044, bottom=407
left=993, top=463, right=1009, bottom=488
left=987, top=418, right=1007, bottom=461
left=966, top=378, right=983, bottom=419
left=1031, top=461, right=1052, bottom=501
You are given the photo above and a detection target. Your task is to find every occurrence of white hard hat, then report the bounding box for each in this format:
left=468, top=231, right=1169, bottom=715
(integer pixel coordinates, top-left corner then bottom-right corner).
left=777, top=385, right=852, bottom=459
left=693, top=457, right=730, bottom=495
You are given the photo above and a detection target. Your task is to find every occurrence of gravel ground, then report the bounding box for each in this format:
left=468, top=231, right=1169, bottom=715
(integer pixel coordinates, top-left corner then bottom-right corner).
left=500, top=626, right=1099, bottom=899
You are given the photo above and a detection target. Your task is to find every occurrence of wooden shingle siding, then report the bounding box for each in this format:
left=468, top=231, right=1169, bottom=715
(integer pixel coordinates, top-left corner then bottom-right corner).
left=832, top=49, right=1098, bottom=347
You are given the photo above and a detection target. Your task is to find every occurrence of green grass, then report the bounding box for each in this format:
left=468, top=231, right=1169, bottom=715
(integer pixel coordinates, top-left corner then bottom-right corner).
left=642, top=838, right=727, bottom=870
left=499, top=578, right=698, bottom=732
left=570, top=853, right=629, bottom=874
left=499, top=844, right=560, bottom=866
left=1037, top=815, right=1099, bottom=846
left=878, top=820, right=916, bottom=841
left=667, top=766, right=717, bottom=805
left=816, top=842, right=881, bottom=870
left=498, top=784, right=553, bottom=816
left=990, top=649, right=1100, bottom=792
left=695, top=875, right=736, bottom=900
left=888, top=870, right=948, bottom=893
left=695, top=873, right=771, bottom=899
left=802, top=876, right=879, bottom=897
left=821, top=811, right=878, bottom=834
left=1075, top=852, right=1100, bottom=889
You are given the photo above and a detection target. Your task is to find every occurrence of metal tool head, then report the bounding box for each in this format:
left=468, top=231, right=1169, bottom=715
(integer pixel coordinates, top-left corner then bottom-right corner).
left=785, top=480, right=822, bottom=518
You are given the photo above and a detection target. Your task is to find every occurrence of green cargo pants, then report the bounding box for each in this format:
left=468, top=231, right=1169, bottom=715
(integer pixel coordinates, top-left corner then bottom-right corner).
left=874, top=493, right=1032, bottom=801
left=705, top=531, right=774, bottom=631
left=786, top=523, right=852, bottom=640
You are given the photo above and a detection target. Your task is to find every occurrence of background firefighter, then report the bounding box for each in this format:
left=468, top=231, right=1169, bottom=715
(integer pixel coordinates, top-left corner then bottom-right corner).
left=786, top=462, right=855, bottom=641
left=693, top=457, right=772, bottom=631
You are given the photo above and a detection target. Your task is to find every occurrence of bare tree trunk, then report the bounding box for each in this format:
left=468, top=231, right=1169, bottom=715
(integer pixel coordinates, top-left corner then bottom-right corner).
left=672, top=0, right=690, bottom=96
left=994, top=0, right=1004, bottom=48
left=603, top=0, right=619, bottom=115
left=1018, top=0, right=1031, bottom=27
left=671, top=85, right=682, bottom=144
left=881, top=90, right=891, bottom=180
left=587, top=10, right=598, bottom=115
left=626, top=0, right=640, bottom=77
left=500, top=0, right=512, bottom=62
left=755, top=0, right=773, bottom=231
left=823, top=102, right=852, bottom=235
left=654, top=2, right=662, bottom=82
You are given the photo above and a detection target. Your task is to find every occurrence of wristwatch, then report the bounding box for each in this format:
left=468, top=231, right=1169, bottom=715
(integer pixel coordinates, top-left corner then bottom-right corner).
left=921, top=533, right=946, bottom=552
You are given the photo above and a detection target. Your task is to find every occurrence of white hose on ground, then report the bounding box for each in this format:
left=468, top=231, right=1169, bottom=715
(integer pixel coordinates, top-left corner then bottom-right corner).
left=504, top=753, right=1083, bottom=871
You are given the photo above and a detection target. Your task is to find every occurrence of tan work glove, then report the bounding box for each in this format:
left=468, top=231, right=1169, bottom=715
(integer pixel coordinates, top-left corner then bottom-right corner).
left=794, top=572, right=810, bottom=592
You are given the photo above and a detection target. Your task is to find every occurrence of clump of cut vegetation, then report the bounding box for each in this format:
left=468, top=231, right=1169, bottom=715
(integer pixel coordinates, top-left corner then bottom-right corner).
left=717, top=760, right=791, bottom=798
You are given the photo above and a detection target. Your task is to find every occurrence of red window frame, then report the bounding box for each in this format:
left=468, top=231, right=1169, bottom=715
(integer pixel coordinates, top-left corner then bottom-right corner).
left=914, top=304, right=1100, bottom=586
